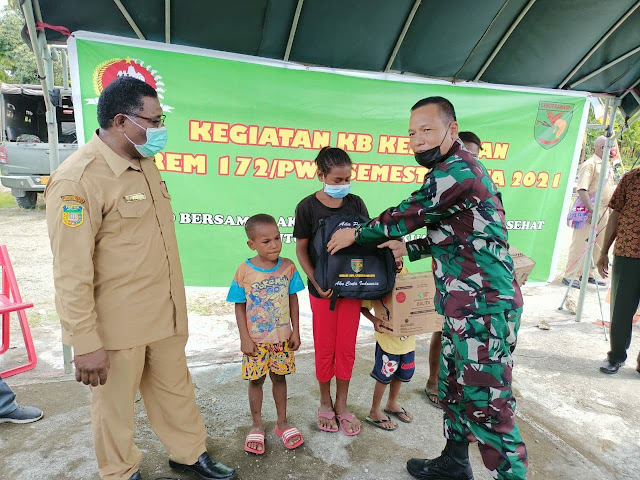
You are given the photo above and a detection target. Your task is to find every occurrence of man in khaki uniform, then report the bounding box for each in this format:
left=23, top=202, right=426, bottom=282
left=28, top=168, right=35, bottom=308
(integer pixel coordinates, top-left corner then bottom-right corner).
left=564, top=136, right=616, bottom=288
left=45, top=77, right=235, bottom=480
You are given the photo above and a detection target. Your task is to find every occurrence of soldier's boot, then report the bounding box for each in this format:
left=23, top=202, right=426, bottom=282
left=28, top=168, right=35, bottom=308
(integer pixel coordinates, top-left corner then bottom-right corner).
left=407, top=440, right=474, bottom=480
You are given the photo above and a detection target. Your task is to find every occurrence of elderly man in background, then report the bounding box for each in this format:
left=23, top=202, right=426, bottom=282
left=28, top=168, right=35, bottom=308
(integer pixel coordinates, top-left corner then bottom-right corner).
left=564, top=136, right=616, bottom=288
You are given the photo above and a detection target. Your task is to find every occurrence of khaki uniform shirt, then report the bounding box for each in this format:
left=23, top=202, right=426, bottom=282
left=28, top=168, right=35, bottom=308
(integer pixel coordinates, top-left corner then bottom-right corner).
left=45, top=132, right=187, bottom=355
left=575, top=154, right=616, bottom=207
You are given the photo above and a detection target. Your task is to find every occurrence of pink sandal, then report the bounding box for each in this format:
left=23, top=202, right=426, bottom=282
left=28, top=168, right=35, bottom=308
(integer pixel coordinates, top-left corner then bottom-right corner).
left=244, top=432, right=265, bottom=455
left=336, top=413, right=361, bottom=436
left=274, top=426, right=304, bottom=450
left=317, top=408, right=339, bottom=432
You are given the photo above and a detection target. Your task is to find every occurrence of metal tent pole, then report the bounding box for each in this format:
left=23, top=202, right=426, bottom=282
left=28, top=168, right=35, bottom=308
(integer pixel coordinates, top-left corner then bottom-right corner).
left=284, top=0, right=304, bottom=61
left=385, top=0, right=422, bottom=72
left=474, top=0, right=537, bottom=81
left=60, top=49, right=70, bottom=90
left=113, top=0, right=146, bottom=40
left=22, top=0, right=60, bottom=173
left=574, top=98, right=620, bottom=322
left=569, top=45, right=640, bottom=89
left=165, top=0, right=171, bottom=43
left=558, top=0, right=640, bottom=89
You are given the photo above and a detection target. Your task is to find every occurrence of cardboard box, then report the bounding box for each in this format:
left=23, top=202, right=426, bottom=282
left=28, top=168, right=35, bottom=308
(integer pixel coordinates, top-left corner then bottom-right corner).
left=372, top=250, right=533, bottom=337
left=509, top=247, right=536, bottom=286
left=373, top=272, right=443, bottom=337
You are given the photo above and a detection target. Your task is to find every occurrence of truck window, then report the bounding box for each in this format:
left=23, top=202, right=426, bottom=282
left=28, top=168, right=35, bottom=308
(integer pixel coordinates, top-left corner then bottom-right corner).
left=3, top=93, right=47, bottom=142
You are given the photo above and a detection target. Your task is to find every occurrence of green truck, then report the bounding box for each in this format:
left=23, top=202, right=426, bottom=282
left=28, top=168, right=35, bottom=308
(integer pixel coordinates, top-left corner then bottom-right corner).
left=0, top=83, right=77, bottom=209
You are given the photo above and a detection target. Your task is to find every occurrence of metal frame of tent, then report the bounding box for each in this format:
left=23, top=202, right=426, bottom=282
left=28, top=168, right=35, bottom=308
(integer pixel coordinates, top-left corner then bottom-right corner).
left=18, top=0, right=640, bottom=326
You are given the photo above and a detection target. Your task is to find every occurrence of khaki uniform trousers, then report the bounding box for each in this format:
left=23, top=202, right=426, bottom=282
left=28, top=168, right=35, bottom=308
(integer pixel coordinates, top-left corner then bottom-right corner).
left=90, top=334, right=207, bottom=480
left=565, top=209, right=609, bottom=279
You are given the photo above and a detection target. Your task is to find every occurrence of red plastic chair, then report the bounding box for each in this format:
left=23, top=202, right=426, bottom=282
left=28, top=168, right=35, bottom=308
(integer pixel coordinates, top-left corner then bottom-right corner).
left=0, top=244, right=37, bottom=378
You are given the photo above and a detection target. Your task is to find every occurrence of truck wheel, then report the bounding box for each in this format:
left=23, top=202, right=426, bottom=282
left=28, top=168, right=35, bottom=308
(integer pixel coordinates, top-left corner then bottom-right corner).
left=16, top=191, right=37, bottom=209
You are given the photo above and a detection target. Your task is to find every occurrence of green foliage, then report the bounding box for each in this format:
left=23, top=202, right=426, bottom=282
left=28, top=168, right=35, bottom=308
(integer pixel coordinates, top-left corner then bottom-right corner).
left=584, top=104, right=640, bottom=170
left=618, top=115, right=640, bottom=170
left=0, top=6, right=63, bottom=86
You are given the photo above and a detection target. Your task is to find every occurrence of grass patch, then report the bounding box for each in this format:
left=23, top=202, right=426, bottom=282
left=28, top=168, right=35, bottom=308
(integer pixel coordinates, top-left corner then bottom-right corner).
left=0, top=191, right=16, bottom=208
left=0, top=190, right=46, bottom=211
left=26, top=309, right=59, bottom=328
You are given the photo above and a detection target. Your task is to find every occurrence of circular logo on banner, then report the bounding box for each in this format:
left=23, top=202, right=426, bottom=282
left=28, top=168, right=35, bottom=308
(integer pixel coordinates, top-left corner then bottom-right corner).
left=396, top=292, right=406, bottom=303
left=92, top=58, right=163, bottom=98
left=87, top=58, right=172, bottom=112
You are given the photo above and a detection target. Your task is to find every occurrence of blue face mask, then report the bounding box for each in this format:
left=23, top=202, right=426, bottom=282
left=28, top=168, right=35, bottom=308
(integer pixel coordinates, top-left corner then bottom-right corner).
left=324, top=183, right=351, bottom=199
left=124, top=115, right=168, bottom=157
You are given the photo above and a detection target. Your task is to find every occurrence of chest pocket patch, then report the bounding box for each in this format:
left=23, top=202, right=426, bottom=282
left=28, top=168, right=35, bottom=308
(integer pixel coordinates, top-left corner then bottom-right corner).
left=117, top=199, right=153, bottom=242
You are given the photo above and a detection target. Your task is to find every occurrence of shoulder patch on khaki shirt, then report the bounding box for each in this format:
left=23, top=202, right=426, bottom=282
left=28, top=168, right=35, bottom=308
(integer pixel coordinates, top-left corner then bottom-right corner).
left=61, top=204, right=84, bottom=227
left=60, top=194, right=86, bottom=204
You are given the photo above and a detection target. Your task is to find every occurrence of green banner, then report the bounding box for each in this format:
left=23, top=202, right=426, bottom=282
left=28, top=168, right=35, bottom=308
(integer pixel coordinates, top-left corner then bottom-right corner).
left=69, top=33, right=589, bottom=286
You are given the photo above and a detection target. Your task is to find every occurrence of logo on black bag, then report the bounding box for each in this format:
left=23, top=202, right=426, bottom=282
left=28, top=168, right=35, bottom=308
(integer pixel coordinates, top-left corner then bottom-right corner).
left=351, top=258, right=363, bottom=273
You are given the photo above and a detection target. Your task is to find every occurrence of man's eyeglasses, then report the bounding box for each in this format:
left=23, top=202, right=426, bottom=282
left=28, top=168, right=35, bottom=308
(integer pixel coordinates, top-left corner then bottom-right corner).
left=131, top=114, right=166, bottom=127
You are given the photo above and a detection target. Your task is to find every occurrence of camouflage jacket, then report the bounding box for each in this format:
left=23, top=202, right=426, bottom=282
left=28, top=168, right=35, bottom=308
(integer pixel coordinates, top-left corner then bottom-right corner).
left=355, top=139, right=523, bottom=318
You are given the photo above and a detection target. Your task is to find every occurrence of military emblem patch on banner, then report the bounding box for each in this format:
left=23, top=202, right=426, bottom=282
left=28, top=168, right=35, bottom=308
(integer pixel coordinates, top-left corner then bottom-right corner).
left=62, top=204, right=84, bottom=227
left=351, top=258, right=363, bottom=274
left=534, top=101, right=574, bottom=149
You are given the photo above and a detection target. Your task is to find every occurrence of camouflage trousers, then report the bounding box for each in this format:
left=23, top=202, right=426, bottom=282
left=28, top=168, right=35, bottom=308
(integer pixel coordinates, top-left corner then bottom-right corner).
left=439, top=307, right=528, bottom=480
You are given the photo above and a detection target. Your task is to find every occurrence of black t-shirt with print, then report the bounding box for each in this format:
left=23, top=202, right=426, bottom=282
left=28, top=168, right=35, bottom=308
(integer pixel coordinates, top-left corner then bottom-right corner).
left=293, top=193, right=369, bottom=298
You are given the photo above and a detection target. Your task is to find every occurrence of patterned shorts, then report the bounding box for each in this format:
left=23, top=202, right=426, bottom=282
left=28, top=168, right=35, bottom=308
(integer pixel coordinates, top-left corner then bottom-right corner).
left=370, top=343, right=415, bottom=385
left=242, top=341, right=296, bottom=380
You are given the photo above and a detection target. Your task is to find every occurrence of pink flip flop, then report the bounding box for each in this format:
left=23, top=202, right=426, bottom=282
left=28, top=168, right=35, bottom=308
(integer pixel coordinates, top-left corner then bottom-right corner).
left=274, top=426, right=304, bottom=450
left=244, top=432, right=265, bottom=455
left=317, top=408, right=339, bottom=432
left=336, top=413, right=361, bottom=436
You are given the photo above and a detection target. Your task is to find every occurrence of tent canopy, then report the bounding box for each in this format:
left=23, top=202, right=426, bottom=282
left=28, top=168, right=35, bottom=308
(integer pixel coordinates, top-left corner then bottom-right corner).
left=23, top=0, right=640, bottom=119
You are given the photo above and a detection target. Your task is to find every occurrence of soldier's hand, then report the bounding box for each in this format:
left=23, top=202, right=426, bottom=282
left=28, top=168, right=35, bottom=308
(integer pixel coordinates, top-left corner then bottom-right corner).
left=327, top=228, right=356, bottom=254
left=74, top=348, right=110, bottom=386
left=378, top=240, right=408, bottom=262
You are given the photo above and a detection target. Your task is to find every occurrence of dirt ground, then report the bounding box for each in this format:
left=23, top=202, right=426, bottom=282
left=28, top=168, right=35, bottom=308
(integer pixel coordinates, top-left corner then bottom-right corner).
left=1, top=188, right=639, bottom=480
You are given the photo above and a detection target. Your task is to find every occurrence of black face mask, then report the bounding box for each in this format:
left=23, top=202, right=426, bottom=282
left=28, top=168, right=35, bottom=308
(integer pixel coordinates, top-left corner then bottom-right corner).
left=414, top=123, right=451, bottom=169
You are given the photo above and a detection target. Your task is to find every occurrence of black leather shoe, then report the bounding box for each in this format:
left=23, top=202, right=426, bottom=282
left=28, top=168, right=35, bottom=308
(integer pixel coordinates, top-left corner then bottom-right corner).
left=169, top=452, right=236, bottom=479
left=588, top=277, right=606, bottom=286
left=127, top=472, right=141, bottom=480
left=562, top=278, right=581, bottom=289
left=407, top=441, right=474, bottom=479
left=600, top=359, right=624, bottom=374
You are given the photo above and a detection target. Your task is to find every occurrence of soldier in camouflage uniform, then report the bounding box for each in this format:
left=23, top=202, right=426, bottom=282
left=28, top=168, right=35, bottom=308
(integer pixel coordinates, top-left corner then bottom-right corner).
left=327, top=97, right=527, bottom=480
